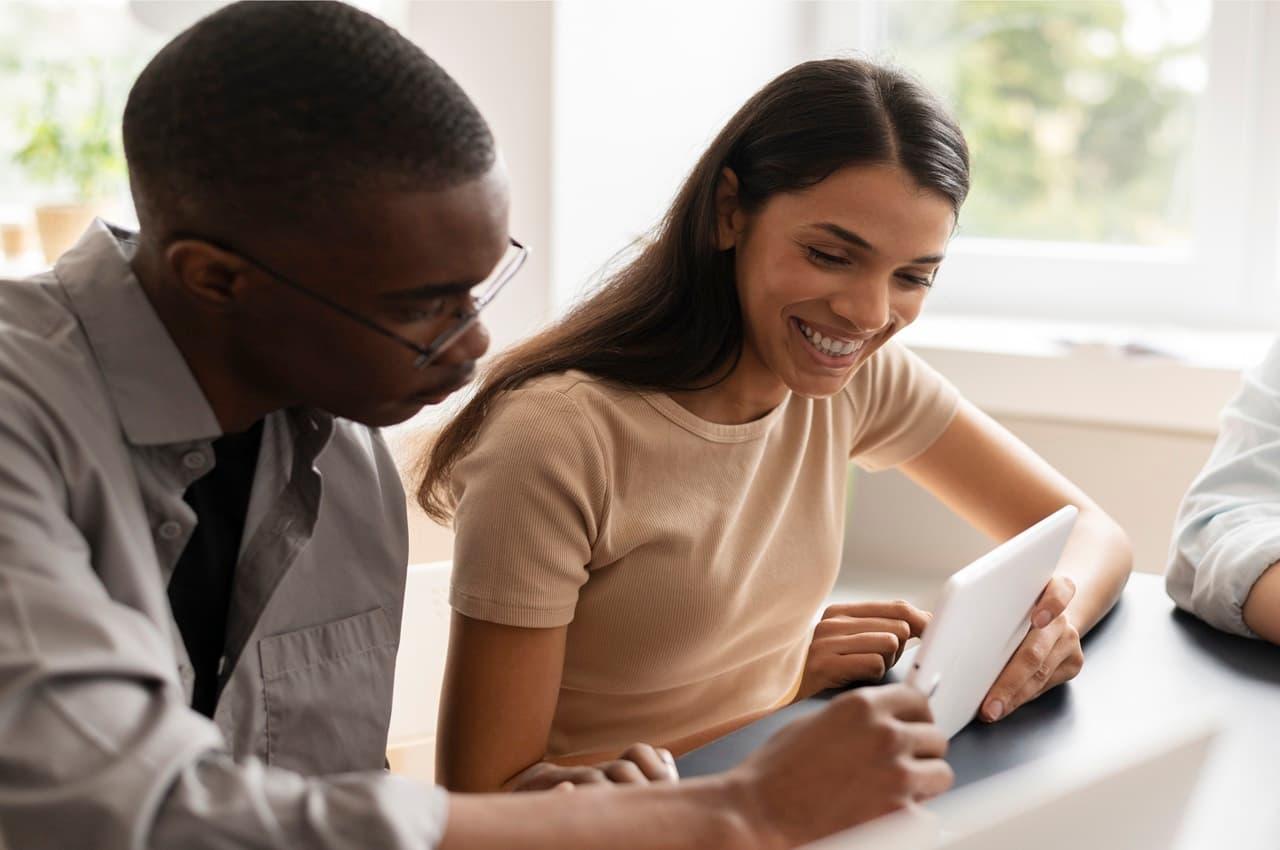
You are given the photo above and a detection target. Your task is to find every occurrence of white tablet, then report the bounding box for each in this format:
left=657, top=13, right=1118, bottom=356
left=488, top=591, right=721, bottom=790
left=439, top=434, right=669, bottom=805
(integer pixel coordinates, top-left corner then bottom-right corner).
left=906, top=505, right=1078, bottom=738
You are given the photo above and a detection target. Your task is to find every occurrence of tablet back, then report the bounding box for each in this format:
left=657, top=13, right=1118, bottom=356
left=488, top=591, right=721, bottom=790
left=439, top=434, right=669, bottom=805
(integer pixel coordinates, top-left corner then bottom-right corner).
left=907, top=505, right=1078, bottom=738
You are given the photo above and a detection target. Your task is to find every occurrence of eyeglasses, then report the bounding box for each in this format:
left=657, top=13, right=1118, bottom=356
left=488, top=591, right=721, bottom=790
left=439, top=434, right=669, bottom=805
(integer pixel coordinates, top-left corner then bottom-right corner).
left=174, top=234, right=528, bottom=369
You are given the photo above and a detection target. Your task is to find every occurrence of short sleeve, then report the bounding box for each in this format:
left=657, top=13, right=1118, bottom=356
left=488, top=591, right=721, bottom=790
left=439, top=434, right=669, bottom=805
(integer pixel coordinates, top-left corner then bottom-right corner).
left=448, top=387, right=608, bottom=628
left=845, top=342, right=961, bottom=471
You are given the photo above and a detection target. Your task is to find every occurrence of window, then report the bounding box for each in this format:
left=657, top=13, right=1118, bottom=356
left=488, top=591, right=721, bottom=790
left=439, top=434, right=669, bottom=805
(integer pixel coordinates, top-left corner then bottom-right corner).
left=814, top=0, right=1280, bottom=329
left=0, top=0, right=405, bottom=275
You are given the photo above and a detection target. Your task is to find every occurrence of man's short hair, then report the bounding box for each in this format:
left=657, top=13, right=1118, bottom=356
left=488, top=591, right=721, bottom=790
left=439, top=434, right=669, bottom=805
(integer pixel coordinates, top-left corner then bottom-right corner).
left=123, top=0, right=496, bottom=232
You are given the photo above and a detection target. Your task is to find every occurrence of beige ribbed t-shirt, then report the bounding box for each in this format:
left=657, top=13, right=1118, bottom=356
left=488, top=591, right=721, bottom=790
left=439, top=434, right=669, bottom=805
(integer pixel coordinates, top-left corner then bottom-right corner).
left=449, top=341, right=960, bottom=759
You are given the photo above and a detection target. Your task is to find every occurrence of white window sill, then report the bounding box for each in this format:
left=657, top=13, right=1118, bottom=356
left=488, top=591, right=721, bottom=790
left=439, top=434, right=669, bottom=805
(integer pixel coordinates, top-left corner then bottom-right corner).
left=899, top=314, right=1273, bottom=436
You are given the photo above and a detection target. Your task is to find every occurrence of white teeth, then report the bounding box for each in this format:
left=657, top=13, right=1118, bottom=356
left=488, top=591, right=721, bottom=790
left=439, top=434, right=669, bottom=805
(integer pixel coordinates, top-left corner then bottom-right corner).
left=798, top=319, right=862, bottom=358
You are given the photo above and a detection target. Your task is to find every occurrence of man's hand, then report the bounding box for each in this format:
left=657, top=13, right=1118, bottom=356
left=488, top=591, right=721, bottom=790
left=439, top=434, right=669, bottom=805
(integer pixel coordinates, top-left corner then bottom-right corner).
left=796, top=601, right=931, bottom=700
left=734, top=683, right=952, bottom=848
left=505, top=744, right=678, bottom=792
left=981, top=575, right=1082, bottom=722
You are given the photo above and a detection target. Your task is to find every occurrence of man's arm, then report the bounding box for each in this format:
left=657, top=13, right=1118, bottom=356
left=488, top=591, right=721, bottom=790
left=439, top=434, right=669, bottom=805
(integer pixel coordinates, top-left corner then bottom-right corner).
left=0, top=389, right=445, bottom=850
left=439, top=686, right=953, bottom=850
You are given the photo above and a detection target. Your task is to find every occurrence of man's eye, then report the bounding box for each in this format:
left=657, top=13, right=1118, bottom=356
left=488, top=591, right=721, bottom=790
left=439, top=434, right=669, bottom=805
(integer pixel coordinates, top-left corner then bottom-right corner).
left=398, top=302, right=447, bottom=322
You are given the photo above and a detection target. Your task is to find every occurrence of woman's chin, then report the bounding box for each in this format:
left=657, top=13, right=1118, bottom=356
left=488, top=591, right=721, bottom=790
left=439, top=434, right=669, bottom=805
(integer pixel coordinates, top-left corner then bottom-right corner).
left=784, top=372, right=854, bottom=400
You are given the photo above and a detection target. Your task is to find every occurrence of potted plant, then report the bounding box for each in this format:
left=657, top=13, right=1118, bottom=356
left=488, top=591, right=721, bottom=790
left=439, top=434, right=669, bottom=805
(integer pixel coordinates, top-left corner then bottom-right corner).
left=12, top=59, right=127, bottom=263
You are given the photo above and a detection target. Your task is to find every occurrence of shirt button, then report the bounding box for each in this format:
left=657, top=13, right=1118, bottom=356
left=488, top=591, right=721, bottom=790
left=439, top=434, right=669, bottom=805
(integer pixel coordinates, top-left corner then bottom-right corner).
left=158, top=521, right=183, bottom=540
left=182, top=451, right=207, bottom=470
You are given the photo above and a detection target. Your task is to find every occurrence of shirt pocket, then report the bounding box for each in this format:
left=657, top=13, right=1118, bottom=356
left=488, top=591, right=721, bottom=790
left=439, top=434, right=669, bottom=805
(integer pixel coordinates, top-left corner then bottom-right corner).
left=258, top=606, right=398, bottom=775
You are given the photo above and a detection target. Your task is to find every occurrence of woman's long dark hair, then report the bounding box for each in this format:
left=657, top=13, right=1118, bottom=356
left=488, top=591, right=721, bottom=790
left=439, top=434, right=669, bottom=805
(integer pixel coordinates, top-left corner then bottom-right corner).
left=417, top=58, right=970, bottom=522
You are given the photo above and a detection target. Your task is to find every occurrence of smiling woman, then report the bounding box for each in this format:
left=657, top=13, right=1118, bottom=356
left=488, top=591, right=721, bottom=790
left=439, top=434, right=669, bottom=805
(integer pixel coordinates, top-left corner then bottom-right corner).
left=417, top=57, right=1132, bottom=795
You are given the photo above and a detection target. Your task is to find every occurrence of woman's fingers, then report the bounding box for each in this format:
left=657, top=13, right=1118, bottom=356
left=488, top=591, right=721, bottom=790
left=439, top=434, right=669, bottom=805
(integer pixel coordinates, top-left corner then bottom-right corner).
left=1008, top=627, right=1085, bottom=714
left=822, top=601, right=931, bottom=637
left=980, top=621, right=1059, bottom=722
left=602, top=759, right=649, bottom=784
left=619, top=743, right=679, bottom=782
left=817, top=632, right=903, bottom=683
left=822, top=631, right=902, bottom=658
left=814, top=616, right=913, bottom=646
left=1030, top=575, right=1076, bottom=629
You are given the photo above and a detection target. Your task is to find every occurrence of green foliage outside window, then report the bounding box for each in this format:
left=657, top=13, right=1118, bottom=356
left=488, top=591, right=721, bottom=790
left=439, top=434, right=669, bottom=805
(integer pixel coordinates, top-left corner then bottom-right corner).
left=886, top=0, right=1208, bottom=245
left=12, top=59, right=127, bottom=202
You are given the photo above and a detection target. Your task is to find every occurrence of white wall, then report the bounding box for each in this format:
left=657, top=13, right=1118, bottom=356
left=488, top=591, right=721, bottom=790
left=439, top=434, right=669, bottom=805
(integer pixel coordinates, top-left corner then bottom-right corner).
left=842, top=417, right=1218, bottom=585
left=839, top=338, right=1246, bottom=602
left=406, top=1, right=555, bottom=355
left=551, top=0, right=808, bottom=307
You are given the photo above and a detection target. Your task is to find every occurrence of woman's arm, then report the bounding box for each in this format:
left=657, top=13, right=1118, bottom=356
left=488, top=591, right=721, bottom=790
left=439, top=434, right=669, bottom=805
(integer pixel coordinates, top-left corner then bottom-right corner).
left=436, top=612, right=674, bottom=792
left=899, top=399, right=1133, bottom=718
left=436, top=612, right=570, bottom=791
left=901, top=399, right=1131, bottom=631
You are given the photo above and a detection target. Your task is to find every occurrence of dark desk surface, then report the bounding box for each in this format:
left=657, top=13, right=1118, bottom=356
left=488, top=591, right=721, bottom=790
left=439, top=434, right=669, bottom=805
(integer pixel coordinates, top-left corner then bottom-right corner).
left=677, top=573, right=1280, bottom=848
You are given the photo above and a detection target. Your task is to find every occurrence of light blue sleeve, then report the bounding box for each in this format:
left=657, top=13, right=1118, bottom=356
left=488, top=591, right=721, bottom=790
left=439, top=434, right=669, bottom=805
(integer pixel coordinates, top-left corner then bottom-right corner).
left=1167, top=338, right=1280, bottom=637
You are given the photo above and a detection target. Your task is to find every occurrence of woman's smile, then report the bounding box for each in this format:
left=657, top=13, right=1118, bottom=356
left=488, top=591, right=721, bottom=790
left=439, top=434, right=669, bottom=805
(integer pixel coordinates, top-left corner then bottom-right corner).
left=790, top=316, right=873, bottom=371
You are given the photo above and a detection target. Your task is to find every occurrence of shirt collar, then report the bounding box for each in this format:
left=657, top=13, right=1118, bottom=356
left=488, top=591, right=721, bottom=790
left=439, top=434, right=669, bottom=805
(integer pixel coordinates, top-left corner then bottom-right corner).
left=55, top=220, right=339, bottom=452
left=55, top=219, right=225, bottom=447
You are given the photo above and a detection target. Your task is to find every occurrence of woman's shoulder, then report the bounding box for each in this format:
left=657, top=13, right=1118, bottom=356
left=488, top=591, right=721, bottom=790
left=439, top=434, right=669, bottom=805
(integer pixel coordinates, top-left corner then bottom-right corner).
left=507, top=370, right=648, bottom=420
left=484, top=370, right=643, bottom=444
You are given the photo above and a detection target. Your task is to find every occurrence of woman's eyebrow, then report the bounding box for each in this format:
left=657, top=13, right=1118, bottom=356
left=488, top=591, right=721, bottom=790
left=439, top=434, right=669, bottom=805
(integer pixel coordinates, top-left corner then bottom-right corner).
left=813, top=222, right=945, bottom=264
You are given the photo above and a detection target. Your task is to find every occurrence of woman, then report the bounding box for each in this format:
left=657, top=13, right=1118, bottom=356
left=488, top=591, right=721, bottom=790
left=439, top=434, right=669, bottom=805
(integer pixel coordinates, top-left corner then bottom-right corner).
left=420, top=58, right=1133, bottom=793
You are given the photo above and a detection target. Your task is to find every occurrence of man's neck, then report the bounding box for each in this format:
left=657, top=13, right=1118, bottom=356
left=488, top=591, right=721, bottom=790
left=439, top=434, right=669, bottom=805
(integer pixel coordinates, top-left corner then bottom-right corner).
left=130, top=248, right=282, bottom=434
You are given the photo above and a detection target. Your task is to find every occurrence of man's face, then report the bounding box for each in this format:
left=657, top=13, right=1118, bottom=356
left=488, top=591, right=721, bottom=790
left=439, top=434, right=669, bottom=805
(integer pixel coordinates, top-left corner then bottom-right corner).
left=226, top=165, right=511, bottom=426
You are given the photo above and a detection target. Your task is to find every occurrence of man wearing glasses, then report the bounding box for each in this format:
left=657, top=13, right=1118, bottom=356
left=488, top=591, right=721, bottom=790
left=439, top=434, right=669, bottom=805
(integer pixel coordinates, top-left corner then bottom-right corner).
left=0, top=3, right=951, bottom=849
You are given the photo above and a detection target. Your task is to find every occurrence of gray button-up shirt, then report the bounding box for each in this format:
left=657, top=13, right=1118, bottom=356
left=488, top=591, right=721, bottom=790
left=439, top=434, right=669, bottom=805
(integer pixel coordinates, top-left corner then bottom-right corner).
left=0, top=222, right=447, bottom=849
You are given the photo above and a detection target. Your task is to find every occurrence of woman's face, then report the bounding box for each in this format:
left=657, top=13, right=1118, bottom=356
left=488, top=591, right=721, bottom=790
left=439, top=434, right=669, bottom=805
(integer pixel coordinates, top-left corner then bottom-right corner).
left=720, top=163, right=956, bottom=399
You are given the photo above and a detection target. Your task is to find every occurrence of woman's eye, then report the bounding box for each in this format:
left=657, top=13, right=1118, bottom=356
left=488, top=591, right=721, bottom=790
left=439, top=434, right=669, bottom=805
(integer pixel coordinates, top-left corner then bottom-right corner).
left=807, top=247, right=850, bottom=267
left=897, top=273, right=934, bottom=289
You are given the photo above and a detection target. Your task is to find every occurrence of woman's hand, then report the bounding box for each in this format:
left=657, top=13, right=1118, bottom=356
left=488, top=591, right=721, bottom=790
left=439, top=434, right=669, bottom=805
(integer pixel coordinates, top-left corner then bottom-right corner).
left=796, top=600, right=931, bottom=700
left=505, top=744, right=679, bottom=792
left=981, top=575, right=1082, bottom=722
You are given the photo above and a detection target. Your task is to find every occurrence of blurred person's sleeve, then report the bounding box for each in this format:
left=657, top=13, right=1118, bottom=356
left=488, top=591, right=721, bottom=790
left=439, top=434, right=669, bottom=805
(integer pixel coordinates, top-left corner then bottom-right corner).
left=1167, top=338, right=1280, bottom=638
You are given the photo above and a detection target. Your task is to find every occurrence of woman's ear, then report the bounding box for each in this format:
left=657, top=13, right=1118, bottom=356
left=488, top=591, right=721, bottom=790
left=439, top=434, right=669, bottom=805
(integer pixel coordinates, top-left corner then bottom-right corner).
left=164, top=240, right=251, bottom=310
left=714, top=167, right=743, bottom=251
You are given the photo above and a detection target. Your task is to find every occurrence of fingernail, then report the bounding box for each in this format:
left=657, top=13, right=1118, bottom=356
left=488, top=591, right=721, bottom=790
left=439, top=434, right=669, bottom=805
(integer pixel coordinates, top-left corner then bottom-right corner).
left=1033, top=610, right=1051, bottom=628
left=986, top=700, right=1004, bottom=721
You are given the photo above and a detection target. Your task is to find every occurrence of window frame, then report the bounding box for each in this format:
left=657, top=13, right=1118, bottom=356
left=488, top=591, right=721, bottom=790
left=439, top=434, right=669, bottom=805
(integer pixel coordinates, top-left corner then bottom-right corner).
left=811, top=0, right=1280, bottom=330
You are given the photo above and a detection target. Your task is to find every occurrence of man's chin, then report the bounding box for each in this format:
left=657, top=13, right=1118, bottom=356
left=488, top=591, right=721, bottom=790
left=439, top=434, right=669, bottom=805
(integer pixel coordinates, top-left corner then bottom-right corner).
left=340, top=397, right=435, bottom=428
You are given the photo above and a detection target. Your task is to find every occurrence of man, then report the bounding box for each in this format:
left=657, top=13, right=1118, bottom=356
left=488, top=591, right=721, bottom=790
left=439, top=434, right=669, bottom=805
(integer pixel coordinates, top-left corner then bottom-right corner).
left=0, top=3, right=952, bottom=848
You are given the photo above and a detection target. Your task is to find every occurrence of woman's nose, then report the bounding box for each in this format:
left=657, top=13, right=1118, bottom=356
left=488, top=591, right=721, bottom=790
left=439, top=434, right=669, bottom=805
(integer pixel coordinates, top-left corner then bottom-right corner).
left=828, top=275, right=891, bottom=333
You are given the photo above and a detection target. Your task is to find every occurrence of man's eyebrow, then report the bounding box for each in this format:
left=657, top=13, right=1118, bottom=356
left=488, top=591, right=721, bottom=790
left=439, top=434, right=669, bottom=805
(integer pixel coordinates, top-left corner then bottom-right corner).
left=814, top=222, right=946, bottom=264
left=380, top=281, right=477, bottom=301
